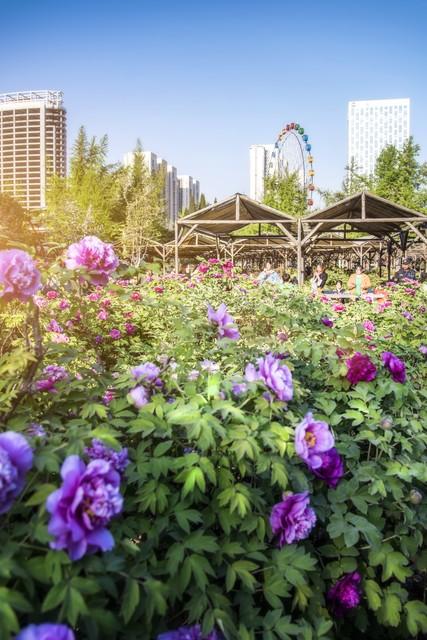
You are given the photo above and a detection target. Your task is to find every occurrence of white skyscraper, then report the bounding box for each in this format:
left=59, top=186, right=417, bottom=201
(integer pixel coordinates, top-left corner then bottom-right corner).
left=348, top=98, right=410, bottom=175
left=178, top=175, right=193, bottom=212
left=249, top=143, right=275, bottom=201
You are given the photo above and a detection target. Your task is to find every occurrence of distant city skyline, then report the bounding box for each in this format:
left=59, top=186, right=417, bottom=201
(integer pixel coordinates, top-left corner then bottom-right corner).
left=1, top=0, right=427, bottom=201
left=348, top=98, right=410, bottom=175
left=123, top=149, right=201, bottom=227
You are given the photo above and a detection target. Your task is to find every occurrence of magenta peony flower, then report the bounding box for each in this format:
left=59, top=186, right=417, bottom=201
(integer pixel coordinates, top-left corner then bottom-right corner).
left=16, top=623, right=75, bottom=640
left=362, top=320, right=375, bottom=333
left=0, top=432, right=33, bottom=514
left=245, top=353, right=293, bottom=402
left=47, top=455, right=123, bottom=560
left=0, top=249, right=41, bottom=302
left=332, top=303, right=345, bottom=312
left=381, top=351, right=406, bottom=383
left=46, top=290, right=58, bottom=299
left=321, top=317, right=334, bottom=327
left=270, top=491, right=316, bottom=546
left=158, top=625, right=222, bottom=640
left=65, top=236, right=118, bottom=285
left=207, top=303, right=240, bottom=340
left=346, top=352, right=377, bottom=385
left=131, top=291, right=142, bottom=301
left=294, top=413, right=335, bottom=469
left=198, top=263, right=209, bottom=273
left=327, top=571, right=362, bottom=616
left=97, top=310, right=109, bottom=320
left=109, top=329, right=121, bottom=340
left=124, top=323, right=137, bottom=335
left=154, top=285, right=164, bottom=294
left=312, top=448, right=345, bottom=488
left=58, top=299, right=70, bottom=310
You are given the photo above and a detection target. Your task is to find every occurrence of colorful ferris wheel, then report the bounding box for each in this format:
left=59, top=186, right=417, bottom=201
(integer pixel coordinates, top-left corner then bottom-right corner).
left=268, top=121, right=316, bottom=207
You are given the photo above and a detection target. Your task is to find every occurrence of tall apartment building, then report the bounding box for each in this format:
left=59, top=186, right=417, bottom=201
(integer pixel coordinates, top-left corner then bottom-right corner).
left=249, top=143, right=275, bottom=201
left=0, top=90, right=66, bottom=209
left=123, top=149, right=201, bottom=226
left=348, top=98, right=410, bottom=175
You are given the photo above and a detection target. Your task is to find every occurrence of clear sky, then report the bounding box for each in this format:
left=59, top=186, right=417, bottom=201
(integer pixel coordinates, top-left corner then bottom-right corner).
left=1, top=0, right=426, bottom=201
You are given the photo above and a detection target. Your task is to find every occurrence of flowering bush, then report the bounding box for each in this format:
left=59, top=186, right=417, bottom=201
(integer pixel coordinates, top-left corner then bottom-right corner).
left=0, top=239, right=426, bottom=638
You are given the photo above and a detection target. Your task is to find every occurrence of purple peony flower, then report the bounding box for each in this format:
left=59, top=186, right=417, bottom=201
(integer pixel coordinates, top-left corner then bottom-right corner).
left=158, top=624, right=222, bottom=640
left=346, top=352, right=377, bottom=385
left=65, top=236, right=118, bottom=285
left=420, top=345, right=427, bottom=356
left=381, top=351, right=406, bottom=383
left=312, top=448, right=345, bottom=488
left=187, top=369, right=200, bottom=381
left=0, top=249, right=41, bottom=302
left=207, top=303, right=240, bottom=340
left=232, top=382, right=248, bottom=396
left=327, top=571, right=362, bottom=616
left=16, top=623, right=75, bottom=640
left=125, top=323, right=137, bottom=335
left=245, top=353, right=293, bottom=402
left=294, top=412, right=335, bottom=469
left=200, top=360, right=219, bottom=373
left=85, top=439, right=129, bottom=475
left=402, top=311, right=413, bottom=321
left=0, top=432, right=33, bottom=514
left=128, top=385, right=150, bottom=408
left=35, top=365, right=68, bottom=393
left=27, top=423, right=47, bottom=439
left=109, top=329, right=121, bottom=340
left=131, top=362, right=162, bottom=385
left=46, top=455, right=123, bottom=560
left=270, top=491, right=316, bottom=546
left=321, top=317, right=334, bottom=327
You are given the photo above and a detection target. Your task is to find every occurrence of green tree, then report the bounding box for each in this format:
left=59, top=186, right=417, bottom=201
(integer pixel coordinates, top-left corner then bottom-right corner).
left=321, top=158, right=372, bottom=205
left=0, top=193, right=39, bottom=250
left=44, top=127, right=121, bottom=244
left=119, top=141, right=167, bottom=265
left=199, top=193, right=208, bottom=209
left=323, top=138, right=427, bottom=211
left=263, top=170, right=307, bottom=218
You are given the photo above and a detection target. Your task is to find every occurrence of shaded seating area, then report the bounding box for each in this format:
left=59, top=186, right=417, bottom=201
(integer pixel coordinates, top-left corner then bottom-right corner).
left=174, top=191, right=427, bottom=283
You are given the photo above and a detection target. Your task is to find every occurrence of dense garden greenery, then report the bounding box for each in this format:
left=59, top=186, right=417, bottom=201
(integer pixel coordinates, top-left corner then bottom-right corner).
left=0, top=242, right=426, bottom=639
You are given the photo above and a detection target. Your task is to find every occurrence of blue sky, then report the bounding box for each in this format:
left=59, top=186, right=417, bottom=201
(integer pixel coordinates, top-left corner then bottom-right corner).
left=1, top=0, right=426, bottom=200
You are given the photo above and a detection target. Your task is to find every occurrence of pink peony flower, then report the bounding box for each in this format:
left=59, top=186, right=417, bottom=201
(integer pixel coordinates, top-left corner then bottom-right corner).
left=362, top=320, right=375, bottom=333
left=58, top=299, right=70, bottom=310
left=97, top=310, right=108, bottom=321
left=65, top=236, right=118, bottom=285
left=0, top=249, right=41, bottom=302
left=46, top=290, right=58, bottom=299
left=154, top=286, right=164, bottom=294
left=332, top=303, right=345, bottom=312
left=109, top=329, right=121, bottom=340
left=131, top=291, right=142, bottom=301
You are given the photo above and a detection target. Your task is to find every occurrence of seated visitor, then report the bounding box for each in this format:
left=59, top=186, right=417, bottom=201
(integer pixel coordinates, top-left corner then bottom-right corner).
left=395, top=258, right=417, bottom=282
left=347, top=265, right=371, bottom=297
left=258, top=262, right=283, bottom=285
left=333, top=280, right=346, bottom=302
left=311, top=264, right=328, bottom=295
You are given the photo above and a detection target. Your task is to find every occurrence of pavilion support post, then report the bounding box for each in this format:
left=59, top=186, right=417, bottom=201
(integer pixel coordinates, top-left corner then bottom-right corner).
left=387, top=243, right=392, bottom=281
left=297, top=220, right=303, bottom=286
left=174, top=223, right=179, bottom=274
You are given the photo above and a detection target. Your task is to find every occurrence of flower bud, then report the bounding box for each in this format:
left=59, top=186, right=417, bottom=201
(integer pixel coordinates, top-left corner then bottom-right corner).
left=409, top=490, right=422, bottom=505
left=380, top=417, right=393, bottom=430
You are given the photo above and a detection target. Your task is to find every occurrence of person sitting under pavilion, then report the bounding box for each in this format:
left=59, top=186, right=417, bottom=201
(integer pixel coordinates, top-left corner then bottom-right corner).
left=395, top=257, right=417, bottom=282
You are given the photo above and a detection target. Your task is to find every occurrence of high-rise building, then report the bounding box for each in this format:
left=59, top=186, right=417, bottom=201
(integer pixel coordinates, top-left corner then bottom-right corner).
left=348, top=98, right=410, bottom=175
left=249, top=143, right=275, bottom=201
left=166, top=164, right=179, bottom=228
left=178, top=175, right=193, bottom=212
left=0, top=90, right=66, bottom=209
left=123, top=150, right=200, bottom=227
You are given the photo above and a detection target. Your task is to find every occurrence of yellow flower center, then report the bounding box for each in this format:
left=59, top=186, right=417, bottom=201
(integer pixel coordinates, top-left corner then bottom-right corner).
left=305, top=431, right=316, bottom=448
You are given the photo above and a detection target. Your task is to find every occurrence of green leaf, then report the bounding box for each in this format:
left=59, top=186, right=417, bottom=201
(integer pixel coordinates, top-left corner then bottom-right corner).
left=365, top=579, right=382, bottom=611
left=26, top=483, right=57, bottom=506
left=42, top=583, right=67, bottom=612
left=378, top=590, right=402, bottom=627
left=405, top=600, right=427, bottom=636
left=120, top=578, right=140, bottom=624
